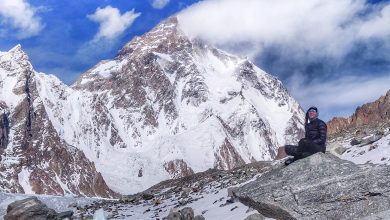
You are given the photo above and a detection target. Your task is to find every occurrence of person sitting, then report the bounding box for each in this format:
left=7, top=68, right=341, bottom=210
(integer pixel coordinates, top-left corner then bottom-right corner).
left=275, top=106, right=327, bottom=165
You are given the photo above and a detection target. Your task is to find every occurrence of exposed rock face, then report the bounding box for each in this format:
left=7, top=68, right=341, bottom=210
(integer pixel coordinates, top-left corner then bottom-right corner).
left=328, top=90, right=390, bottom=135
left=164, top=159, right=195, bottom=179
left=0, top=111, right=9, bottom=149
left=0, top=45, right=117, bottom=198
left=235, top=153, right=390, bottom=220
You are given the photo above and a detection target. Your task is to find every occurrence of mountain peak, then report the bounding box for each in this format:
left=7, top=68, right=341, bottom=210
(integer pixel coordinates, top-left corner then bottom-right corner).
left=0, top=44, right=31, bottom=72
left=7, top=44, right=29, bottom=59
left=116, top=16, right=182, bottom=59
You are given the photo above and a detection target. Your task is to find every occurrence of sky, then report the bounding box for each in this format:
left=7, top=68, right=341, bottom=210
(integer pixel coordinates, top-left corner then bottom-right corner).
left=0, top=0, right=390, bottom=121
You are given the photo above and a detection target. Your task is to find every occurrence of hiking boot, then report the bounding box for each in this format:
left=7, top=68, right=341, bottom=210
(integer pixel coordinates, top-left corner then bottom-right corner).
left=284, top=157, right=295, bottom=166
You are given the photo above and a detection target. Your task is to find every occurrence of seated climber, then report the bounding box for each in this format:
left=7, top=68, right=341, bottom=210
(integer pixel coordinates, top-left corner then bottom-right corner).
left=275, top=106, right=327, bottom=165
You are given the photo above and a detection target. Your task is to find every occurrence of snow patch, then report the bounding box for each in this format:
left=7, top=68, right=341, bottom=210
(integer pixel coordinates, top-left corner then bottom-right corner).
left=17, top=168, right=34, bottom=195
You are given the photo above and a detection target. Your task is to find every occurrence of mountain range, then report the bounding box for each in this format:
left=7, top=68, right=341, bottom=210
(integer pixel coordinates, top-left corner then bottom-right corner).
left=0, top=17, right=304, bottom=196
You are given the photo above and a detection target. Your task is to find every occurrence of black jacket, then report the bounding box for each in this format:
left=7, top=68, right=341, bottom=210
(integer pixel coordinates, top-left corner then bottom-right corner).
left=305, top=118, right=327, bottom=146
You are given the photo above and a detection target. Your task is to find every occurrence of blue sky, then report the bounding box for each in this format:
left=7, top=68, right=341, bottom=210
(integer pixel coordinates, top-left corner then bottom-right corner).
left=1, top=0, right=390, bottom=121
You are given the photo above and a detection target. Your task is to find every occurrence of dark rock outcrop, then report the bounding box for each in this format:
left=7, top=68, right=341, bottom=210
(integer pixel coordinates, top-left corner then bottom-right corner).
left=235, top=153, right=390, bottom=220
left=328, top=90, right=390, bottom=135
left=4, top=196, right=72, bottom=220
left=0, top=111, right=9, bottom=149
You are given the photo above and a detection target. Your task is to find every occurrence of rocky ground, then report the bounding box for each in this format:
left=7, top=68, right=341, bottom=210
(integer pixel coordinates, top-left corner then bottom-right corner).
left=70, top=161, right=276, bottom=219
left=327, top=124, right=390, bottom=165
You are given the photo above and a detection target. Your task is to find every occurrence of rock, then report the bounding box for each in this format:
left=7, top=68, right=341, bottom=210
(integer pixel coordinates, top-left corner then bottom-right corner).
left=163, top=207, right=195, bottom=220
left=333, top=145, right=347, bottom=155
left=142, top=193, right=154, bottom=200
left=369, top=144, right=378, bottom=151
left=350, top=138, right=362, bottom=146
left=120, top=195, right=138, bottom=203
left=327, top=142, right=347, bottom=155
left=235, top=153, right=390, bottom=220
left=194, top=215, right=205, bottom=220
left=57, top=210, right=74, bottom=219
left=227, top=186, right=237, bottom=197
left=180, top=207, right=194, bottom=220
left=4, top=197, right=58, bottom=220
left=244, top=213, right=266, bottom=220
left=164, top=211, right=182, bottom=220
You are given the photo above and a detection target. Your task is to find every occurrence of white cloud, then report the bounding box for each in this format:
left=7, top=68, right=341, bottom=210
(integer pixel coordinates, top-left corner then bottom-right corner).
left=177, top=0, right=390, bottom=59
left=152, top=0, right=170, bottom=9
left=0, top=0, right=44, bottom=38
left=177, top=0, right=390, bottom=119
left=286, top=73, right=390, bottom=120
left=88, top=6, right=141, bottom=40
left=358, top=4, right=390, bottom=39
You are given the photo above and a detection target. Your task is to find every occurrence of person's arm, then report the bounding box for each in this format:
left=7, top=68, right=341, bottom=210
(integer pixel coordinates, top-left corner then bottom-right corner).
left=312, top=121, right=327, bottom=145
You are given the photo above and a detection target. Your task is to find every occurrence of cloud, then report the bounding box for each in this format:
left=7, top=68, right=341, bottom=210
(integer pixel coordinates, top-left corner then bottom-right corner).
left=151, top=0, right=171, bottom=9
left=286, top=73, right=390, bottom=120
left=87, top=6, right=141, bottom=40
left=0, top=0, right=44, bottom=38
left=177, top=0, right=390, bottom=119
left=177, top=0, right=390, bottom=59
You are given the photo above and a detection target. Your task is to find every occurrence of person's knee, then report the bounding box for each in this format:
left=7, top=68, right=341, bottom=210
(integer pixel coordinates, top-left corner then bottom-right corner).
left=285, top=145, right=300, bottom=157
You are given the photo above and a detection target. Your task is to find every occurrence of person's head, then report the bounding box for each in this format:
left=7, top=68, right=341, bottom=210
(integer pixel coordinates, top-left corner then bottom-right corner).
left=306, top=106, right=318, bottom=123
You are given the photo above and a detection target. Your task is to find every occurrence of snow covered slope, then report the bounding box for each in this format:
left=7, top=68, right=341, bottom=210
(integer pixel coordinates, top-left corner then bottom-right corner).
left=0, top=17, right=304, bottom=195
left=0, top=45, right=116, bottom=198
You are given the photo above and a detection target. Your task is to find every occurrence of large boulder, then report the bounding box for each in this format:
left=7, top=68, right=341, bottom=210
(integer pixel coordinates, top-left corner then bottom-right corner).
left=4, top=196, right=72, bottom=220
left=235, top=153, right=390, bottom=220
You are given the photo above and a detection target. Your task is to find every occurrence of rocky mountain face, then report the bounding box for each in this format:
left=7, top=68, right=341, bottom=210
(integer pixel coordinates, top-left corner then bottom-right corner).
left=0, top=16, right=304, bottom=196
left=327, top=90, right=390, bottom=136
left=0, top=46, right=117, bottom=198
left=326, top=89, right=390, bottom=166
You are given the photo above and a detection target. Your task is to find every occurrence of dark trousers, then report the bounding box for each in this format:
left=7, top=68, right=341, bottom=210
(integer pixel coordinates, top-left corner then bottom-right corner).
left=285, top=139, right=325, bottom=160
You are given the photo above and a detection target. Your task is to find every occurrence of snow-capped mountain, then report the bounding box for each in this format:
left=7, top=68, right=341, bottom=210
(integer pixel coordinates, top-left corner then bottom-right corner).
left=0, top=16, right=304, bottom=196
left=0, top=46, right=116, bottom=198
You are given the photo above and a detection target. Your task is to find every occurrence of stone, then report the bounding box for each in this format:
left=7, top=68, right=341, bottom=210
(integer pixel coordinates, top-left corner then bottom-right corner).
left=244, top=213, right=266, bottom=220
left=235, top=153, right=390, bottom=220
left=57, top=210, right=74, bottom=219
left=194, top=215, right=205, bottom=220
left=142, top=193, right=154, bottom=200
left=4, top=197, right=58, bottom=220
left=163, top=207, right=195, bottom=220
left=227, top=187, right=237, bottom=197
left=180, top=207, right=194, bottom=220
left=350, top=138, right=362, bottom=146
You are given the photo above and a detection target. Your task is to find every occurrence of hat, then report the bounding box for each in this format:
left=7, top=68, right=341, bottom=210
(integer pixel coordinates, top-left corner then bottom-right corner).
left=307, top=106, right=318, bottom=112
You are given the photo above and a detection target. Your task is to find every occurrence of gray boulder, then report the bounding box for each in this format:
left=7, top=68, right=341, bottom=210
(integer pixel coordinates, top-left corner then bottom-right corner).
left=163, top=207, right=204, bottom=220
left=4, top=196, right=58, bottom=220
left=235, top=153, right=390, bottom=220
left=4, top=196, right=73, bottom=220
left=244, top=213, right=265, bottom=220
